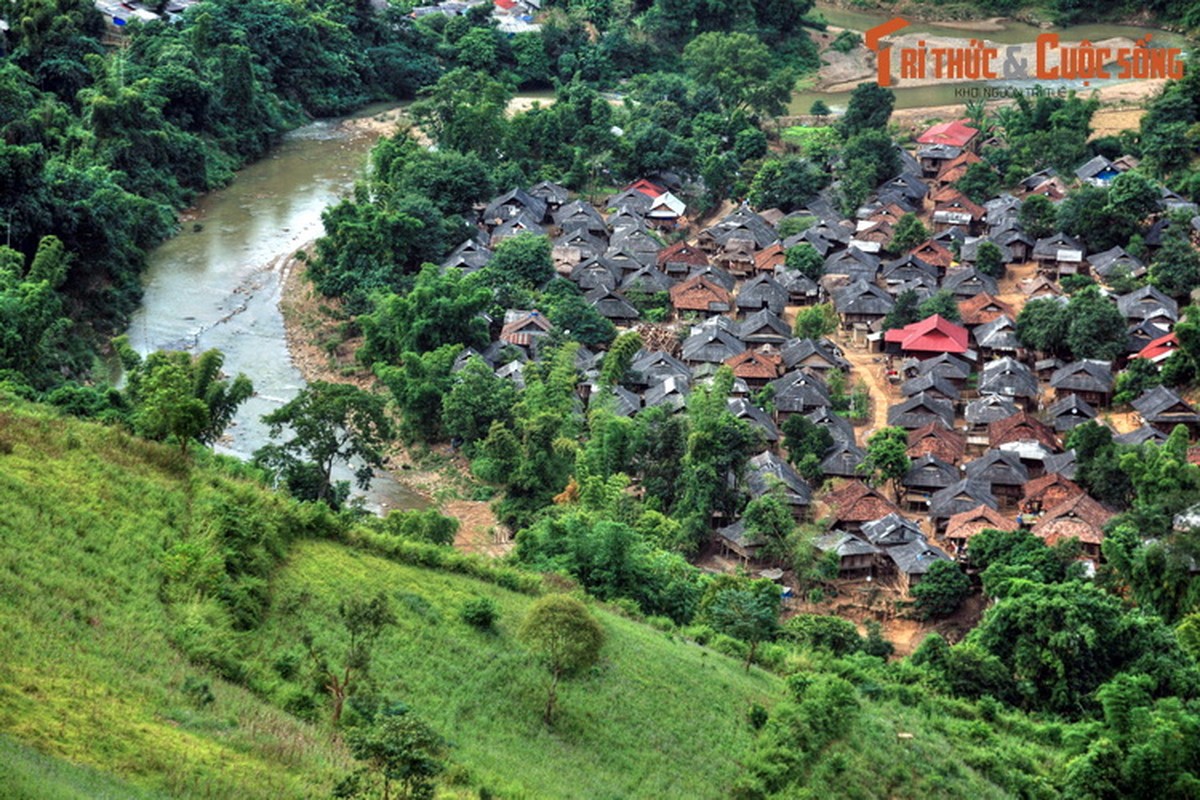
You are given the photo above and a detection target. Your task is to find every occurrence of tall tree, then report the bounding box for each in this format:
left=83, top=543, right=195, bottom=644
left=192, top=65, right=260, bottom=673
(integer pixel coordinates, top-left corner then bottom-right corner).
left=304, top=592, right=396, bottom=726
left=682, top=32, right=795, bottom=118
left=859, top=426, right=910, bottom=501
left=839, top=82, right=895, bottom=138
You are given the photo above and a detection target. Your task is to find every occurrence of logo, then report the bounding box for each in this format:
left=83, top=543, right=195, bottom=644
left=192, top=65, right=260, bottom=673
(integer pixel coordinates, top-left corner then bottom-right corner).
left=865, top=17, right=1184, bottom=89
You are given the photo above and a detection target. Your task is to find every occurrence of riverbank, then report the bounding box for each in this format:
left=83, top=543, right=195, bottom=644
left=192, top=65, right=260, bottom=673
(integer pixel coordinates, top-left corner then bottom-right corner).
left=279, top=249, right=511, bottom=554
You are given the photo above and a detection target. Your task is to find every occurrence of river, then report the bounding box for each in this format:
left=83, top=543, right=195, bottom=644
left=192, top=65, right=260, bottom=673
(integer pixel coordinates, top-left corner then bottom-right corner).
left=791, top=3, right=1188, bottom=113
left=124, top=103, right=428, bottom=513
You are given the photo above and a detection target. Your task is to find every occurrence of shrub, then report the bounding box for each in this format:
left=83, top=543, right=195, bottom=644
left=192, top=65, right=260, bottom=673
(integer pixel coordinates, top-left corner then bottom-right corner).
left=460, top=597, right=499, bottom=630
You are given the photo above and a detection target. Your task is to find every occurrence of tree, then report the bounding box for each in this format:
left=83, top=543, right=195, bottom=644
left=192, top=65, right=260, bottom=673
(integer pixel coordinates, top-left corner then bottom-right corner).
left=1066, top=286, right=1127, bottom=362
left=747, top=157, right=829, bottom=211
left=743, top=488, right=796, bottom=563
left=702, top=580, right=780, bottom=670
left=882, top=289, right=921, bottom=331
left=784, top=243, right=824, bottom=281
left=1150, top=232, right=1200, bottom=299
left=440, top=355, right=517, bottom=444
left=339, top=709, right=447, bottom=800
left=259, top=382, right=393, bottom=506
left=840, top=82, right=894, bottom=138
left=842, top=129, right=900, bottom=186
left=409, top=68, right=511, bottom=158
left=859, top=426, right=910, bottom=501
left=305, top=592, right=396, bottom=726
left=792, top=303, right=837, bottom=340
left=1016, top=297, right=1070, bottom=356
left=955, top=162, right=1000, bottom=204
left=487, top=232, right=554, bottom=288
left=975, top=240, right=1004, bottom=278
left=809, top=99, right=830, bottom=120
left=117, top=342, right=253, bottom=455
left=890, top=213, right=927, bottom=254
left=600, top=330, right=642, bottom=386
left=518, top=595, right=605, bottom=725
left=911, top=560, right=971, bottom=619
left=1018, top=193, right=1056, bottom=239
left=917, top=290, right=961, bottom=323
left=682, top=32, right=795, bottom=118
left=782, top=413, right=833, bottom=481
left=1113, top=357, right=1162, bottom=405
left=359, top=266, right=491, bottom=365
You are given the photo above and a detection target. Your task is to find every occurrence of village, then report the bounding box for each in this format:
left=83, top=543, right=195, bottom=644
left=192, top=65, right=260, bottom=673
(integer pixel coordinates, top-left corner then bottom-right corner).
left=435, top=114, right=1200, bottom=634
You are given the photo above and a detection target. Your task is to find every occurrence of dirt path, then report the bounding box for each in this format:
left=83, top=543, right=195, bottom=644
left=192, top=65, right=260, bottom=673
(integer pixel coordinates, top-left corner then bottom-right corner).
left=837, top=337, right=894, bottom=444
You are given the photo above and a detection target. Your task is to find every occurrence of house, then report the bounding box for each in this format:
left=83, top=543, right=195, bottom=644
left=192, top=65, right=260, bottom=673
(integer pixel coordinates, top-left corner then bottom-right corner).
left=775, top=269, right=822, bottom=305
left=917, top=143, right=962, bottom=176
left=833, top=280, right=895, bottom=329
left=1046, top=393, right=1097, bottom=432
left=813, top=532, right=880, bottom=578
left=917, top=118, right=979, bottom=150
left=1031, top=494, right=1113, bottom=561
left=735, top=274, right=788, bottom=315
left=887, top=392, right=955, bottom=430
left=1021, top=275, right=1064, bottom=300
left=992, top=227, right=1035, bottom=263
left=725, top=350, right=784, bottom=389
left=1088, top=246, right=1146, bottom=282
left=628, top=349, right=691, bottom=387
left=965, top=394, right=1019, bottom=435
left=907, top=422, right=967, bottom=465
left=863, top=513, right=924, bottom=547
left=1043, top=449, right=1078, bottom=479
left=739, top=310, right=791, bottom=346
left=555, top=228, right=608, bottom=264
left=989, top=410, right=1059, bottom=452
left=883, top=314, right=969, bottom=358
left=946, top=504, right=1017, bottom=557
left=753, top=243, right=786, bottom=273
left=914, top=352, right=973, bottom=388
left=715, top=520, right=764, bottom=563
left=1114, top=425, right=1170, bottom=446
left=746, top=451, right=812, bottom=520
left=1050, top=360, right=1115, bottom=407
left=886, top=539, right=953, bottom=592
left=781, top=338, right=850, bottom=375
left=605, top=188, right=655, bottom=215
left=901, top=454, right=960, bottom=510
left=936, top=150, right=983, bottom=186
left=931, top=187, right=986, bottom=233
left=901, top=373, right=961, bottom=407
left=1137, top=331, right=1180, bottom=364
left=644, top=376, right=689, bottom=414
left=809, top=406, right=857, bottom=445
left=1022, top=472, right=1085, bottom=514
left=483, top=188, right=548, bottom=225
left=681, top=325, right=745, bottom=366
left=647, top=191, right=686, bottom=225
left=728, top=398, right=781, bottom=443
left=527, top=180, right=569, bottom=209
left=881, top=254, right=939, bottom=292
left=586, top=287, right=640, bottom=323
left=570, top=258, right=619, bottom=292
left=1132, top=386, right=1200, bottom=437
left=942, top=267, right=999, bottom=299
left=823, top=480, right=901, bottom=533
left=909, top=239, right=955, bottom=271
left=821, top=440, right=866, bottom=478
left=974, top=315, right=1021, bottom=358
left=823, top=248, right=881, bottom=283
left=1128, top=319, right=1173, bottom=355
left=1074, top=154, right=1123, bottom=186
left=930, top=478, right=1000, bottom=534
left=553, top=199, right=607, bottom=234
left=490, top=209, right=547, bottom=246
left=1117, top=285, right=1179, bottom=325
left=499, top=310, right=553, bottom=349
left=965, top=449, right=1030, bottom=507
left=619, top=264, right=673, bottom=294
left=670, top=275, right=732, bottom=316
left=979, top=357, right=1040, bottom=410
left=768, top=370, right=833, bottom=419
left=1033, top=232, right=1086, bottom=278
left=442, top=237, right=493, bottom=272
left=958, top=293, right=1015, bottom=327
left=657, top=241, right=710, bottom=278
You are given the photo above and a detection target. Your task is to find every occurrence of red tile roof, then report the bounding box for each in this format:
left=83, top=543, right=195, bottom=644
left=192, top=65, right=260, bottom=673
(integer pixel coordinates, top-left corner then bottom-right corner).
left=911, top=239, right=955, bottom=269
left=917, top=119, right=979, bottom=148
left=754, top=243, right=785, bottom=272
left=725, top=350, right=783, bottom=381
left=1022, top=472, right=1084, bottom=510
left=658, top=240, right=710, bottom=268
left=946, top=503, right=1017, bottom=543
left=884, top=314, right=969, bottom=354
left=1032, top=494, right=1112, bottom=547
left=988, top=411, right=1059, bottom=451
left=958, top=293, right=1015, bottom=326
left=625, top=179, right=664, bottom=198
left=932, top=186, right=987, bottom=220
left=907, top=422, right=967, bottom=464
left=669, top=275, right=731, bottom=312
left=824, top=480, right=901, bottom=523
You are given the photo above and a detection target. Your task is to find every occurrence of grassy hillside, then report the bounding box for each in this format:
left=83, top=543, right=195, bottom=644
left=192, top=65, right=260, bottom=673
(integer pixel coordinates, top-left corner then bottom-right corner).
left=0, top=400, right=1071, bottom=798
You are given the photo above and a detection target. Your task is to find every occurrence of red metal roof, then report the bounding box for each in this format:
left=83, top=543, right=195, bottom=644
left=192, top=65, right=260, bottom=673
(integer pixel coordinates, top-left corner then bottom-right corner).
left=917, top=119, right=979, bottom=148
left=1136, top=331, right=1178, bottom=363
left=883, top=314, right=969, bottom=354
left=625, top=178, right=664, bottom=198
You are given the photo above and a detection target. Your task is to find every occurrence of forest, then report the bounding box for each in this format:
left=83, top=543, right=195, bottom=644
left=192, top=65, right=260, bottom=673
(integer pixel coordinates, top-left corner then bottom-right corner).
left=3, top=0, right=1200, bottom=797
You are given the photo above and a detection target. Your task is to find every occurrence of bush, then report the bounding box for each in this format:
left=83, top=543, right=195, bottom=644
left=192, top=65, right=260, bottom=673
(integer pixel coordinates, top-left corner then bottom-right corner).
left=911, top=561, right=972, bottom=619
left=460, top=597, right=499, bottom=630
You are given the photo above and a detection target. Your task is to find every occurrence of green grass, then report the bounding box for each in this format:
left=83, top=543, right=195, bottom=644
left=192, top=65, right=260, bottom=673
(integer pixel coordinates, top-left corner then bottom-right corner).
left=246, top=541, right=783, bottom=799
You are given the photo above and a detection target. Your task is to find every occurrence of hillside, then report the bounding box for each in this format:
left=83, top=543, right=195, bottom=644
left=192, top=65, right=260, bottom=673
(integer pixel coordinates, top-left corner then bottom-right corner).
left=0, top=399, right=1082, bottom=798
